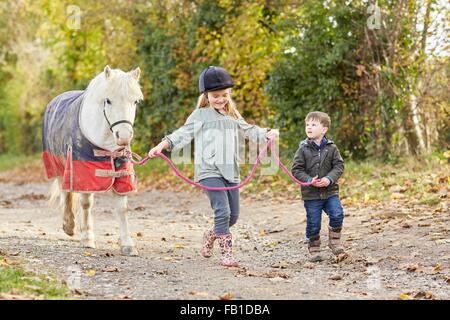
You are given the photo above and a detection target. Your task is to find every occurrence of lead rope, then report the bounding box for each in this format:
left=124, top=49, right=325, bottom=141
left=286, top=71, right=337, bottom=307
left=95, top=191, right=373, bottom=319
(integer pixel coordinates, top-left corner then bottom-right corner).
left=125, top=138, right=316, bottom=191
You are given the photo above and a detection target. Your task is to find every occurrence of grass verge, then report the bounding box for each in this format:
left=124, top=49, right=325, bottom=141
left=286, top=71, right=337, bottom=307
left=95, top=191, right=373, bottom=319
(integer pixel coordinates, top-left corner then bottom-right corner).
left=0, top=254, right=71, bottom=300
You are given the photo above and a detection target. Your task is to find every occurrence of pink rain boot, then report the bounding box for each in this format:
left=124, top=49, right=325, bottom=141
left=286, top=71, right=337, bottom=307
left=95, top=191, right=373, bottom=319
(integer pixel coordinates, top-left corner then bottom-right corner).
left=217, top=233, right=239, bottom=267
left=200, top=228, right=217, bottom=258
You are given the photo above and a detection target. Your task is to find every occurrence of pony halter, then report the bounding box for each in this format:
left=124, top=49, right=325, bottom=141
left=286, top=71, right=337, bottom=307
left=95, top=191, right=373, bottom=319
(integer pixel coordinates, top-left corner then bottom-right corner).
left=103, top=99, right=134, bottom=133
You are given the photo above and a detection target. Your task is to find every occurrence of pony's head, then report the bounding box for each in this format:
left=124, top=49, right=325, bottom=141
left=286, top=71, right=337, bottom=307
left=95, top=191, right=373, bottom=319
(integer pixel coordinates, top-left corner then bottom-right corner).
left=86, top=65, right=144, bottom=147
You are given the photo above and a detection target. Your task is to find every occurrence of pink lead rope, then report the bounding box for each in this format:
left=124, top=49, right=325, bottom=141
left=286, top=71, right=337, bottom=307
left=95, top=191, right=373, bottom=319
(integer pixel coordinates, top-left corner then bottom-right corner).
left=127, top=139, right=316, bottom=191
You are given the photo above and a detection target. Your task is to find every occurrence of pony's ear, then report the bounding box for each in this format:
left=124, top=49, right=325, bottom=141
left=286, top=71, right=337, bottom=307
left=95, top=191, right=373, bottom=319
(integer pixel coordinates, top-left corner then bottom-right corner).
left=130, top=67, right=141, bottom=81
left=104, top=65, right=112, bottom=78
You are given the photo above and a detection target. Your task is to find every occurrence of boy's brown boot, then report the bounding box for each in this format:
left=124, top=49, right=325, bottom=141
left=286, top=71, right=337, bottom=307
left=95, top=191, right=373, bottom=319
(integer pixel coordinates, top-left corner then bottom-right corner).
left=328, top=227, right=344, bottom=255
left=200, top=228, right=217, bottom=258
left=308, top=235, right=322, bottom=262
left=217, top=233, right=239, bottom=267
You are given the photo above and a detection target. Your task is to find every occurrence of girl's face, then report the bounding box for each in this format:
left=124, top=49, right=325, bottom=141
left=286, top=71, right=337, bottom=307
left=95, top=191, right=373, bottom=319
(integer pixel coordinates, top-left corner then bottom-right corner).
left=207, top=89, right=230, bottom=110
left=305, top=119, right=328, bottom=140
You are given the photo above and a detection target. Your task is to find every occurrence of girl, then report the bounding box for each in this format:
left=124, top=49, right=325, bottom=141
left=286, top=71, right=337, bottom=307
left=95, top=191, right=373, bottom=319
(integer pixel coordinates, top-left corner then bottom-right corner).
left=148, top=66, right=279, bottom=267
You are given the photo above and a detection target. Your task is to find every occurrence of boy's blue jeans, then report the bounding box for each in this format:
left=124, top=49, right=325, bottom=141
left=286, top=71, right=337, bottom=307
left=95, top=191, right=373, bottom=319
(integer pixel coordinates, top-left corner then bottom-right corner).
left=304, top=195, right=344, bottom=239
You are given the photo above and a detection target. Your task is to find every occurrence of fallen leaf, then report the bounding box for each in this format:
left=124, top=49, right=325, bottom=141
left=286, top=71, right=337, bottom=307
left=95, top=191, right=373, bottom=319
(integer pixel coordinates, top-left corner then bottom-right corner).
left=335, top=253, right=350, bottom=263
left=264, top=241, right=280, bottom=248
left=102, top=266, right=120, bottom=272
left=370, top=226, right=383, bottom=234
left=391, top=192, right=405, bottom=199
left=271, top=261, right=289, bottom=269
left=86, top=269, right=96, bottom=276
left=136, top=232, right=143, bottom=237
left=389, top=185, right=407, bottom=193
left=302, top=262, right=317, bottom=269
left=418, top=223, right=431, bottom=227
left=0, top=293, right=28, bottom=300
left=174, top=244, right=184, bottom=249
left=219, top=292, right=234, bottom=300
left=0, top=200, right=13, bottom=208
left=329, top=274, right=343, bottom=281
left=413, top=291, right=435, bottom=300
left=399, top=293, right=412, bottom=300
left=345, top=235, right=361, bottom=241
left=355, top=64, right=365, bottom=77
left=267, top=228, right=286, bottom=234
left=2, top=258, right=19, bottom=266
left=189, top=291, right=209, bottom=297
left=443, top=275, right=450, bottom=284
left=235, top=268, right=291, bottom=279
left=155, top=270, right=169, bottom=275
left=405, top=264, right=420, bottom=272
left=73, top=289, right=83, bottom=295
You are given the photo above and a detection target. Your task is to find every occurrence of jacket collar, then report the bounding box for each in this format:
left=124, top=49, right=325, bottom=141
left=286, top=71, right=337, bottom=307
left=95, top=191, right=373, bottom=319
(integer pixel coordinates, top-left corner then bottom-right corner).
left=300, top=136, right=334, bottom=149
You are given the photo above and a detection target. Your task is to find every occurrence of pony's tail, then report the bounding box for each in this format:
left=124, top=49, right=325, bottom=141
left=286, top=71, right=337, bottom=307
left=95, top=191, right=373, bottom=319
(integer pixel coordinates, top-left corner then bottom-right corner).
left=49, top=179, right=79, bottom=236
left=49, top=179, right=61, bottom=208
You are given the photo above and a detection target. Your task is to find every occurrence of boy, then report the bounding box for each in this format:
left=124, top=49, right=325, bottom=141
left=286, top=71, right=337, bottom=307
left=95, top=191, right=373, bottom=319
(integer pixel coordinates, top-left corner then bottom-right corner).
left=291, top=111, right=345, bottom=262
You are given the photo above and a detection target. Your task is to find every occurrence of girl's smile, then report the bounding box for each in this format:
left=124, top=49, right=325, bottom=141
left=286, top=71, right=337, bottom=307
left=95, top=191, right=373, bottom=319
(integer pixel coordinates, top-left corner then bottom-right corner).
left=207, top=89, right=230, bottom=110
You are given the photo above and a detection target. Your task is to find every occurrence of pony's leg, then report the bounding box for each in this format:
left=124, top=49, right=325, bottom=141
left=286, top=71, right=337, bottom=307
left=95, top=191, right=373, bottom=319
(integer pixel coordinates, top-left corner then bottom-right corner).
left=61, top=191, right=78, bottom=236
left=114, top=194, right=138, bottom=256
left=80, top=193, right=96, bottom=248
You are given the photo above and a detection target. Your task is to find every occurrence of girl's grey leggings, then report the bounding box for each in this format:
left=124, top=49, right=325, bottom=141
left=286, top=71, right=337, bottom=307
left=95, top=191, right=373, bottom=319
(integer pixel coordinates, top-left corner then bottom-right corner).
left=200, top=177, right=240, bottom=235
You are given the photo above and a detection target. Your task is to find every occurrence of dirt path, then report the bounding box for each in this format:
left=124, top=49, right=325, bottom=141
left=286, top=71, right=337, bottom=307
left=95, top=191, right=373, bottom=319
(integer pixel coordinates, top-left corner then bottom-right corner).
left=0, top=180, right=449, bottom=300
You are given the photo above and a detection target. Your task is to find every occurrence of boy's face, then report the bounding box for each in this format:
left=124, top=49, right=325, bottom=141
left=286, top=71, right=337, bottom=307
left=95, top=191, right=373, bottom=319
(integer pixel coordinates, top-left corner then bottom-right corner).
left=207, top=89, right=230, bottom=110
left=305, top=119, right=328, bottom=140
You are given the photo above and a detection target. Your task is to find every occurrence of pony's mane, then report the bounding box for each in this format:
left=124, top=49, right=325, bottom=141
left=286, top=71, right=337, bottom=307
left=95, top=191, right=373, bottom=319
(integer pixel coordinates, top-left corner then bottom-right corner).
left=85, top=69, right=143, bottom=102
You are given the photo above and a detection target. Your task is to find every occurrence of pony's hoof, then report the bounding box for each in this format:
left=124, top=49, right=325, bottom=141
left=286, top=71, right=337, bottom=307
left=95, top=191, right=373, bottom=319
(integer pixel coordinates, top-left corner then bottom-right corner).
left=63, top=223, right=75, bottom=236
left=81, top=239, right=96, bottom=248
left=121, top=246, right=139, bottom=256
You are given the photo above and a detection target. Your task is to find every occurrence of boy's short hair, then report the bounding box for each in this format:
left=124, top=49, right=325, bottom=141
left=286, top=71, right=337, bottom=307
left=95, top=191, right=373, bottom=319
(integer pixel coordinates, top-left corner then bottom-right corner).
left=305, top=111, right=331, bottom=128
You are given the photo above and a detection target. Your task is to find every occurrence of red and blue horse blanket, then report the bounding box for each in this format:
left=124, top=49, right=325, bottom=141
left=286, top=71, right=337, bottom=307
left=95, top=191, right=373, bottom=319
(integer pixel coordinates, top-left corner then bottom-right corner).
left=42, top=90, right=136, bottom=194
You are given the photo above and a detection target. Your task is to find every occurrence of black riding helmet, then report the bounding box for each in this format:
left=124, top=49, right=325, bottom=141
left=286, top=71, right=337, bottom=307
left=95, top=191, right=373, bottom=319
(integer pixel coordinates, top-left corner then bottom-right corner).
left=199, top=66, right=234, bottom=94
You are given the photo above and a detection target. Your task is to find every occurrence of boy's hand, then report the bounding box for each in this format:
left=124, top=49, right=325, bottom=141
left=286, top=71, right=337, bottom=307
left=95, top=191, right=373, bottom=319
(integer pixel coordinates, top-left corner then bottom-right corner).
left=310, top=175, right=320, bottom=186
left=313, top=177, right=331, bottom=188
left=266, top=129, right=279, bottom=140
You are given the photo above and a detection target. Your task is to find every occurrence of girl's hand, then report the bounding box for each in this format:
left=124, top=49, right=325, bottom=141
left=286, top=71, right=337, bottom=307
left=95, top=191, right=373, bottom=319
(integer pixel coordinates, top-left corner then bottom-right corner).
left=266, top=129, right=279, bottom=140
left=148, top=141, right=169, bottom=158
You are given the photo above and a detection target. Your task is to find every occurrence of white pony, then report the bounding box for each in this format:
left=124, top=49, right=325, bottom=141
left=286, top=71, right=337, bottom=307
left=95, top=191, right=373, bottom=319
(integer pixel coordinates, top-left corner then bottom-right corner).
left=43, top=66, right=143, bottom=256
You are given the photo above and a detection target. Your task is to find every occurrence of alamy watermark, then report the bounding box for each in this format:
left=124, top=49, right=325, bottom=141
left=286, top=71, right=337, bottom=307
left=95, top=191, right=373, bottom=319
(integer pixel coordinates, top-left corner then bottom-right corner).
left=367, top=3, right=381, bottom=30
left=66, top=5, right=81, bottom=30
left=366, top=265, right=382, bottom=290
left=66, top=265, right=82, bottom=290
left=169, top=126, right=280, bottom=176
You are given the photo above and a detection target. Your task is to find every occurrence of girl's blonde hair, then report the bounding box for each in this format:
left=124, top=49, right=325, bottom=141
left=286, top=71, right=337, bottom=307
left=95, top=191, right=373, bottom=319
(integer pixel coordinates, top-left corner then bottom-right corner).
left=196, top=89, right=242, bottom=119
